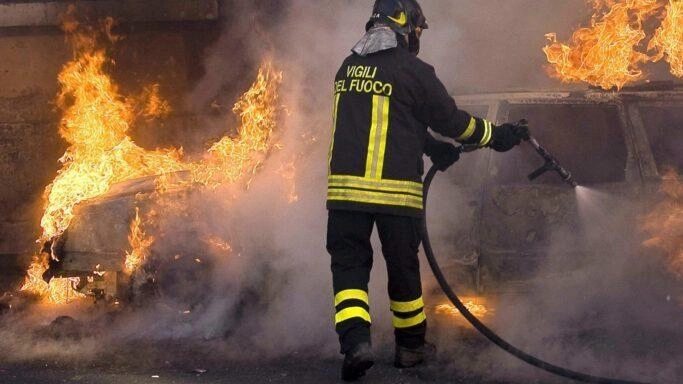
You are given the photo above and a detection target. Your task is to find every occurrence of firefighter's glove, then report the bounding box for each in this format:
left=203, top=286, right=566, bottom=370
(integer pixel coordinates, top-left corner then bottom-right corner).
left=490, top=123, right=528, bottom=152
left=428, top=141, right=460, bottom=172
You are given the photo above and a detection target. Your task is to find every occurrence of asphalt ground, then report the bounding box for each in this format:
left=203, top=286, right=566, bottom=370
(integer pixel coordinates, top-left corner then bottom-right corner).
left=1, top=265, right=680, bottom=384
left=0, top=357, right=512, bottom=384
left=0, top=303, right=565, bottom=384
left=0, top=340, right=532, bottom=384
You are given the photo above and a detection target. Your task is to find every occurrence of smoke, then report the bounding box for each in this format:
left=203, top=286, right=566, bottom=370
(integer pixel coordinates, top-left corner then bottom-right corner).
left=464, top=188, right=683, bottom=383
left=1, top=1, right=681, bottom=382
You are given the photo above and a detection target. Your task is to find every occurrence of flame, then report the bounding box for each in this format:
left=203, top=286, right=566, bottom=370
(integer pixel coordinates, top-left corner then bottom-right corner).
left=649, top=0, right=683, bottom=77
left=191, top=62, right=283, bottom=188
left=20, top=255, right=86, bottom=305
left=124, top=207, right=155, bottom=274
left=20, top=18, right=283, bottom=303
left=643, top=170, right=683, bottom=278
left=543, top=0, right=662, bottom=90
left=435, top=297, right=492, bottom=321
left=19, top=255, right=51, bottom=300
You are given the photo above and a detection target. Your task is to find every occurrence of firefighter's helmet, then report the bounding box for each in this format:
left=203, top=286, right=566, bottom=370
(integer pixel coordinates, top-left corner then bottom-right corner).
left=366, top=0, right=428, bottom=35
left=366, top=0, right=428, bottom=54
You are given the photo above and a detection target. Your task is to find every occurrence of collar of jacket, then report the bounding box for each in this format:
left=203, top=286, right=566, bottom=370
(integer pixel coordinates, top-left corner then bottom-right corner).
left=351, top=25, right=398, bottom=57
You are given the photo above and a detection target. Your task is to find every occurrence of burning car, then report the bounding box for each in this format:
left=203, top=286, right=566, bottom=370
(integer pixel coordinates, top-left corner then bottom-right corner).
left=18, top=17, right=284, bottom=305
left=438, top=83, right=683, bottom=293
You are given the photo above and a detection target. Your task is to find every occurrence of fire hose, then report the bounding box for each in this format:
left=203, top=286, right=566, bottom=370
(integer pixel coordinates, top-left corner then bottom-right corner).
left=420, top=138, right=650, bottom=384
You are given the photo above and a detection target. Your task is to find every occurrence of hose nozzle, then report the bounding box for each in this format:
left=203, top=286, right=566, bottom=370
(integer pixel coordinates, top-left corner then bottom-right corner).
left=526, top=137, right=578, bottom=188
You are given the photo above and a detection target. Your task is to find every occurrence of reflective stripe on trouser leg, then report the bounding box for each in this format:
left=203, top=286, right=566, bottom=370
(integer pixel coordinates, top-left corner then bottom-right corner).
left=333, top=288, right=372, bottom=354
left=391, top=296, right=426, bottom=329
left=335, top=289, right=372, bottom=325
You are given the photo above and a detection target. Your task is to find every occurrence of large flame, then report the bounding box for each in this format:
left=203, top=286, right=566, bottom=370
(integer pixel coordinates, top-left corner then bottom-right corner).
left=643, top=171, right=683, bottom=279
left=544, top=0, right=662, bottom=90
left=20, top=18, right=283, bottom=303
left=649, top=1, right=683, bottom=77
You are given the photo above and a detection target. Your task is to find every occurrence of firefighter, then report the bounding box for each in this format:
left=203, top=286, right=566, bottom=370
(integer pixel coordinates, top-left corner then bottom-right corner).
left=327, top=0, right=529, bottom=380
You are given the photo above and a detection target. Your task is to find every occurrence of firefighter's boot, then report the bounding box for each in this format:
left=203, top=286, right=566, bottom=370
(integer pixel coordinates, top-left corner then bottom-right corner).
left=394, top=342, right=436, bottom=368
left=341, top=342, right=375, bottom=381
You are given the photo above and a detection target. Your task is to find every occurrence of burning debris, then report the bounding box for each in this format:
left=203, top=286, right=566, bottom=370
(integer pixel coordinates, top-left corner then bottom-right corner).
left=19, top=14, right=285, bottom=305
left=434, top=297, right=492, bottom=321
left=544, top=0, right=683, bottom=90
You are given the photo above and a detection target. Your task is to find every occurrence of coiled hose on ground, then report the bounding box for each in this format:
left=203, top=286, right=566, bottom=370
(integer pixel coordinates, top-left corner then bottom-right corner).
left=421, top=163, right=650, bottom=384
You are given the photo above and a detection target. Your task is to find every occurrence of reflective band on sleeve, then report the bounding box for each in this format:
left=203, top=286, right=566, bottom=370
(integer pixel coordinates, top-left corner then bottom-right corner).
left=328, top=92, right=342, bottom=173
left=479, top=119, right=493, bottom=147
left=365, top=95, right=390, bottom=179
left=335, top=289, right=369, bottom=307
left=327, top=189, right=423, bottom=210
left=390, top=297, right=424, bottom=313
left=392, top=311, right=426, bottom=329
left=328, top=175, right=422, bottom=196
left=456, top=117, right=477, bottom=141
left=336, top=307, right=372, bottom=325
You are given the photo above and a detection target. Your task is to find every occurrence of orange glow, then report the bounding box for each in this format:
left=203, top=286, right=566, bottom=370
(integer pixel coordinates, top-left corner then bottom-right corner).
left=649, top=1, right=683, bottom=77
left=131, top=84, right=172, bottom=120
left=204, top=235, right=232, bottom=253
left=435, top=297, right=492, bottom=321
left=277, top=160, right=299, bottom=203
left=643, top=171, right=683, bottom=279
left=543, top=0, right=662, bottom=90
left=21, top=18, right=283, bottom=303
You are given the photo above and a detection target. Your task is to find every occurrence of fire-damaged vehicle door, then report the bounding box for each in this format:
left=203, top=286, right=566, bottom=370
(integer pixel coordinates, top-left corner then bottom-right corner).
left=425, top=103, right=494, bottom=290
left=457, top=93, right=645, bottom=293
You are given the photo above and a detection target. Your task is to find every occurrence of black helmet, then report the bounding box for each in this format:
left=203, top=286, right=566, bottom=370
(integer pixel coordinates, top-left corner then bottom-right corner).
left=366, top=0, right=428, bottom=36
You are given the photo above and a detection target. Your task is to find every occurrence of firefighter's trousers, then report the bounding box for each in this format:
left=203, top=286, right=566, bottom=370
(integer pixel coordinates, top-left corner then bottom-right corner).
left=326, top=209, right=427, bottom=354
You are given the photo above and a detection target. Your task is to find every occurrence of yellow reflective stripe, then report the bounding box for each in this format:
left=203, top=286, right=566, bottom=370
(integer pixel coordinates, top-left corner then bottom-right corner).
left=456, top=117, right=477, bottom=141
left=328, top=175, right=422, bottom=195
left=392, top=311, right=426, bottom=329
left=328, top=176, right=422, bottom=196
left=336, top=307, right=372, bottom=324
left=479, top=120, right=493, bottom=147
left=365, top=95, right=380, bottom=178
left=328, top=189, right=423, bottom=210
left=365, top=96, right=390, bottom=179
left=390, top=297, right=424, bottom=313
left=334, top=289, right=369, bottom=307
left=328, top=93, right=342, bottom=174
left=374, top=97, right=390, bottom=179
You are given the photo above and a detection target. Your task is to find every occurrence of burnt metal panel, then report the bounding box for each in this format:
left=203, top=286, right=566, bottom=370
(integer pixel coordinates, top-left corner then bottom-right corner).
left=0, top=0, right=219, bottom=28
left=58, top=172, right=197, bottom=273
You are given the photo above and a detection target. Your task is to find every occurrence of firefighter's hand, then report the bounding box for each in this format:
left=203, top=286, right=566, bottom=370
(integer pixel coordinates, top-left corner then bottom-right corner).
left=428, top=141, right=460, bottom=171
left=490, top=123, right=529, bottom=152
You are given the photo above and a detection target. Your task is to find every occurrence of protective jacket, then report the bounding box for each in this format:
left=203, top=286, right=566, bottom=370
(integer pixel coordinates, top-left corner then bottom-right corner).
left=327, top=43, right=493, bottom=217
